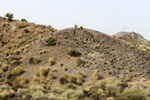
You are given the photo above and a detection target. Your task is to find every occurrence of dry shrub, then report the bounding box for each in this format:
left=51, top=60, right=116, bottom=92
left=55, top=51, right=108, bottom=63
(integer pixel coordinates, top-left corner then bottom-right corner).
left=40, top=67, right=49, bottom=77
left=11, top=67, right=24, bottom=76
left=59, top=73, right=70, bottom=85
left=48, top=72, right=54, bottom=80
left=77, top=72, right=85, bottom=83
left=12, top=75, right=27, bottom=88
left=48, top=58, right=55, bottom=66
left=93, top=70, right=100, bottom=80
left=94, top=44, right=100, bottom=49
left=68, top=75, right=77, bottom=84
left=74, top=58, right=85, bottom=66
left=1, top=64, right=9, bottom=72
left=29, top=57, right=41, bottom=64
left=40, top=76, right=48, bottom=84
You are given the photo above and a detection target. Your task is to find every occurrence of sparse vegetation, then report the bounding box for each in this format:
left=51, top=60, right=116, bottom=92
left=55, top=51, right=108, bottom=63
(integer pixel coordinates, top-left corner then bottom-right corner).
left=0, top=13, right=150, bottom=100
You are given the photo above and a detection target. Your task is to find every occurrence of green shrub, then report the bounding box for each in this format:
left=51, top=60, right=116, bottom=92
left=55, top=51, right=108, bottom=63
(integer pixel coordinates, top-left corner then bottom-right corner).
left=80, top=26, right=83, bottom=29
left=21, top=19, right=27, bottom=22
left=29, top=57, right=41, bottom=64
left=11, top=67, right=24, bottom=76
left=5, top=13, right=14, bottom=21
left=68, top=50, right=81, bottom=57
left=45, top=36, right=57, bottom=46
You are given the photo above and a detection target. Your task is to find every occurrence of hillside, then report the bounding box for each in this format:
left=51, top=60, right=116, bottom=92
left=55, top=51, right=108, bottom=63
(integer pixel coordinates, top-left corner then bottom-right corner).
left=114, top=31, right=150, bottom=47
left=1, top=17, right=150, bottom=100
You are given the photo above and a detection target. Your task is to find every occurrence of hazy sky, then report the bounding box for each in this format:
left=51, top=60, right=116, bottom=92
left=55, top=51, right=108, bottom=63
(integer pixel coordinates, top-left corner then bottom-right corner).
left=0, top=0, right=150, bottom=40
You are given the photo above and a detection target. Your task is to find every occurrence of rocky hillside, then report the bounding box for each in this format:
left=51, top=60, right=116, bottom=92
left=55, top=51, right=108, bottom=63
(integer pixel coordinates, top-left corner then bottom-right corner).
left=1, top=17, right=150, bottom=100
left=114, top=31, right=150, bottom=47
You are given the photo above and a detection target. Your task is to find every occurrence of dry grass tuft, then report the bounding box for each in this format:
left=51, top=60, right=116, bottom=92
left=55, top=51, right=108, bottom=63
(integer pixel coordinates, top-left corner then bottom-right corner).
left=29, top=57, right=41, bottom=64
left=11, top=67, right=24, bottom=76
left=48, top=72, right=54, bottom=80
left=93, top=70, right=100, bottom=80
left=68, top=75, right=77, bottom=84
left=40, top=67, right=49, bottom=77
left=77, top=72, right=85, bottom=83
left=48, top=58, right=55, bottom=66
left=74, top=58, right=85, bottom=66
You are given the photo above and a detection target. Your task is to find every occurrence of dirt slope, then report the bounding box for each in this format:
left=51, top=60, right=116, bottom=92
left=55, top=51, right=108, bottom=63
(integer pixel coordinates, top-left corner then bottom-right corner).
left=5, top=28, right=149, bottom=81
left=1, top=17, right=150, bottom=99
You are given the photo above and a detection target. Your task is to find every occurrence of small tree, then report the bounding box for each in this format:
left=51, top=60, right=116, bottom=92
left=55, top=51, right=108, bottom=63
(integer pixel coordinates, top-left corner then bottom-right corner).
left=5, top=13, right=14, bottom=21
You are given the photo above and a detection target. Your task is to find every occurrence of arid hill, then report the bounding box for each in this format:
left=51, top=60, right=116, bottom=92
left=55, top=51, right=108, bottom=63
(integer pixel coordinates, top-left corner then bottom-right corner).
left=114, top=31, right=150, bottom=47
left=1, top=17, right=150, bottom=100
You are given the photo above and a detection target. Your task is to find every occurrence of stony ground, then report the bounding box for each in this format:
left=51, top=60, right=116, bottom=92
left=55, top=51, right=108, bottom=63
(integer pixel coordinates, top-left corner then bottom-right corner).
left=1, top=16, right=150, bottom=100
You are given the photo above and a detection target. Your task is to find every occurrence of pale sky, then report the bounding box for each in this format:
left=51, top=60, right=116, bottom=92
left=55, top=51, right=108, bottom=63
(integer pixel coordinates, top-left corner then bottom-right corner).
left=0, top=0, right=150, bottom=40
